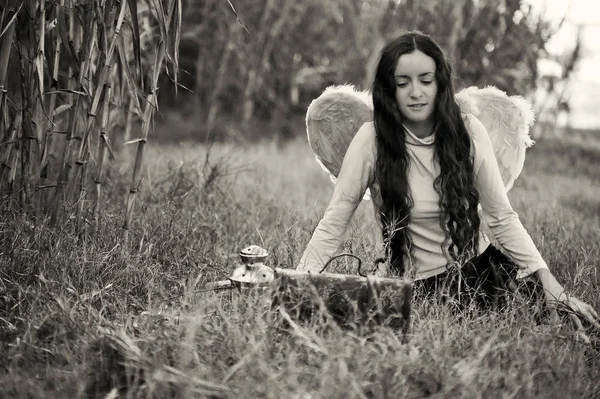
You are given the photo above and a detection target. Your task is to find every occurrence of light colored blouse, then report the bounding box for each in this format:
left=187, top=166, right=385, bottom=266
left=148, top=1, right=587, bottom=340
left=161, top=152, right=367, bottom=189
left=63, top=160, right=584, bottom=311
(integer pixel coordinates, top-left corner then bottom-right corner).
left=297, top=114, right=549, bottom=280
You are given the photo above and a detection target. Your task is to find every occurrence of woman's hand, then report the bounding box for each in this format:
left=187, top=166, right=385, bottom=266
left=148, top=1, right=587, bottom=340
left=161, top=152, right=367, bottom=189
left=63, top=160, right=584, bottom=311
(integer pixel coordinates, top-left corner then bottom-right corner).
left=556, top=295, right=600, bottom=329
left=535, top=268, right=600, bottom=329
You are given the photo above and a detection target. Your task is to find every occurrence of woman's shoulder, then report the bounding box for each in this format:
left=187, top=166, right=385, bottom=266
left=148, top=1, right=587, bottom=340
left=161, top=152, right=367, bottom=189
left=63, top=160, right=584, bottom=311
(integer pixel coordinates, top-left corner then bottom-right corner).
left=350, top=121, right=377, bottom=149
left=461, top=112, right=493, bottom=153
left=461, top=112, right=496, bottom=173
left=356, top=121, right=376, bottom=140
left=346, top=121, right=377, bottom=161
left=461, top=113, right=488, bottom=140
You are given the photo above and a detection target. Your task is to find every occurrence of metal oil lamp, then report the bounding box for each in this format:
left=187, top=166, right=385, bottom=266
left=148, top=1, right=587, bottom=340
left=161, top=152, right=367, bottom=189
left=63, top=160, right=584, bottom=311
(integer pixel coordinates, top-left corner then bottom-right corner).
left=229, top=245, right=274, bottom=293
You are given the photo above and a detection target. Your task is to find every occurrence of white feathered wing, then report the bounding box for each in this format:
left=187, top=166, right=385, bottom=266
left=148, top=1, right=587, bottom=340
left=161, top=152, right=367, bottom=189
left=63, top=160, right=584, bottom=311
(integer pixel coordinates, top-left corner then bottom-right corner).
left=455, top=85, right=536, bottom=192
left=305, top=84, right=535, bottom=248
left=306, top=85, right=374, bottom=200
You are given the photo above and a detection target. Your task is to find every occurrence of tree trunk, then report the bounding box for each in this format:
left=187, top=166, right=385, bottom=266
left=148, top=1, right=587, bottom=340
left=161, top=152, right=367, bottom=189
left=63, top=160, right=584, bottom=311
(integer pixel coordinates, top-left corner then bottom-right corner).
left=362, top=36, right=385, bottom=91
left=205, top=21, right=241, bottom=136
left=446, top=0, right=466, bottom=71
left=241, top=0, right=295, bottom=124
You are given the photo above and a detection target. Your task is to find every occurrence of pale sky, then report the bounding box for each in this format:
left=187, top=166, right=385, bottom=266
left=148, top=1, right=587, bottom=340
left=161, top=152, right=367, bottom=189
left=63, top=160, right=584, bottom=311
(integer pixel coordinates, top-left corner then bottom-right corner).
left=527, top=0, right=600, bottom=83
left=526, top=0, right=600, bottom=128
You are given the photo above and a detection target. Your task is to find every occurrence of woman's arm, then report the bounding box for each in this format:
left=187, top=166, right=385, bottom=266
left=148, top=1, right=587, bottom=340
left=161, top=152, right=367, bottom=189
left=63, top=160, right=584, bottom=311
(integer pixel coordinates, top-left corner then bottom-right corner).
left=297, top=122, right=377, bottom=273
left=468, top=114, right=599, bottom=327
left=468, top=114, right=548, bottom=278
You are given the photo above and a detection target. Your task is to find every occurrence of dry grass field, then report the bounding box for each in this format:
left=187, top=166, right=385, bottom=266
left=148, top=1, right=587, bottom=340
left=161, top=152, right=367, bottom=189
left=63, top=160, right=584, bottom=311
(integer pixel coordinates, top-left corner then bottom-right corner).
left=0, top=125, right=599, bottom=398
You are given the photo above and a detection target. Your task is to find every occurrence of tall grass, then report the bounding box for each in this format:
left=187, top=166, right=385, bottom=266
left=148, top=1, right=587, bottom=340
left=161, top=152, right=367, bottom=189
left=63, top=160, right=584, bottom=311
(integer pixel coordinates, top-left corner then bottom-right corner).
left=0, top=0, right=181, bottom=240
left=0, top=126, right=599, bottom=398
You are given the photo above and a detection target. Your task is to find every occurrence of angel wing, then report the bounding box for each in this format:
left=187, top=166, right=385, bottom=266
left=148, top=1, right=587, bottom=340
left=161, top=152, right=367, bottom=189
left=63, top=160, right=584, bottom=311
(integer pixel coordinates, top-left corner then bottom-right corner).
left=455, top=85, right=536, bottom=192
left=306, top=84, right=374, bottom=199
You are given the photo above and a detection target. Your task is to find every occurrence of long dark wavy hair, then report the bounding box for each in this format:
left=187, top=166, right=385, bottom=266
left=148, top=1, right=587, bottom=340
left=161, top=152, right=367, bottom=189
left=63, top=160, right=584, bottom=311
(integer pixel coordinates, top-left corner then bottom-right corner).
left=372, top=31, right=480, bottom=276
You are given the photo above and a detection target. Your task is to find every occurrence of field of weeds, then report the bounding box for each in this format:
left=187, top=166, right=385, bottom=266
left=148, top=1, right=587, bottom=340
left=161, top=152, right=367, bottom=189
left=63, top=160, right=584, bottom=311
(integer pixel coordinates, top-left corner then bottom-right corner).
left=1, top=127, right=599, bottom=398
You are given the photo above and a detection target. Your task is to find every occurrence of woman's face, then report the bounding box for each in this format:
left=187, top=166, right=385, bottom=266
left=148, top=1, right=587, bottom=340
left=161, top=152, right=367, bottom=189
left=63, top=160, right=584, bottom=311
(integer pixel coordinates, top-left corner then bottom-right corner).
left=394, top=49, right=438, bottom=136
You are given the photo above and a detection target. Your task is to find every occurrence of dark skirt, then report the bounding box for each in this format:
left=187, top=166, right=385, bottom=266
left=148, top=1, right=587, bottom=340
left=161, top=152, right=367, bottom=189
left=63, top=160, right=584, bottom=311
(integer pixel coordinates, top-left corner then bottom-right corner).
left=412, top=245, right=600, bottom=347
left=413, top=244, right=545, bottom=313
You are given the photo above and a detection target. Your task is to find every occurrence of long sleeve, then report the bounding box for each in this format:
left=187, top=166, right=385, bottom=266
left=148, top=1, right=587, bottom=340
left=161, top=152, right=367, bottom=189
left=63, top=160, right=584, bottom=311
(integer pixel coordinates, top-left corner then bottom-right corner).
left=467, top=115, right=549, bottom=279
left=297, top=122, right=377, bottom=273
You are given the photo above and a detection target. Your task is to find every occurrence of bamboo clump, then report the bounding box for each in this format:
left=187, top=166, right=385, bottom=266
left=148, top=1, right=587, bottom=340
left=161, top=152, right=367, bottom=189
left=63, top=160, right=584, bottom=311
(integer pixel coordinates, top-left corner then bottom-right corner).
left=0, top=0, right=181, bottom=246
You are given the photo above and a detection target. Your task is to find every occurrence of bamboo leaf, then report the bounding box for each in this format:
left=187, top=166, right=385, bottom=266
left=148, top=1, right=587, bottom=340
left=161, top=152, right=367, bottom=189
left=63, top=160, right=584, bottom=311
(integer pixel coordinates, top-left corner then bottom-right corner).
left=172, top=0, right=181, bottom=95
left=126, top=0, right=142, bottom=86
left=95, top=7, right=105, bottom=54
left=35, top=0, right=46, bottom=99
left=7, top=142, right=18, bottom=189
left=46, top=89, right=89, bottom=96
left=88, top=69, right=108, bottom=119
left=148, top=0, right=168, bottom=52
left=123, top=138, right=146, bottom=145
left=103, top=134, right=116, bottom=161
left=151, top=40, right=164, bottom=90
left=45, top=17, right=57, bottom=34
left=54, top=104, right=71, bottom=115
left=0, top=3, right=18, bottom=122
left=0, top=139, right=25, bottom=146
left=0, top=2, right=23, bottom=39
left=39, top=31, right=63, bottom=187
left=0, top=112, right=21, bottom=185
left=223, top=0, right=250, bottom=35
left=56, top=3, right=80, bottom=72
left=115, top=34, right=143, bottom=116
left=164, top=0, right=178, bottom=72
left=44, top=52, right=57, bottom=93
left=36, top=184, right=60, bottom=190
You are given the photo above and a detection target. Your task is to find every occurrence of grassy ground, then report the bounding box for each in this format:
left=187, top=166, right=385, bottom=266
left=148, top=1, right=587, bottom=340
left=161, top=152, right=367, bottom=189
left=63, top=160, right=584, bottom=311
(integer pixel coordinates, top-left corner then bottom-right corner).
left=0, top=126, right=599, bottom=398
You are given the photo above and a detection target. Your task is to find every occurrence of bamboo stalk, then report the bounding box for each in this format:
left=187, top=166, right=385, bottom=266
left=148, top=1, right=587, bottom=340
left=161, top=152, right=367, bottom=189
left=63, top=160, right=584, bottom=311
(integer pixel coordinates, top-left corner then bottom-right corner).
left=35, top=0, right=46, bottom=107
left=0, top=0, right=18, bottom=123
left=51, top=2, right=95, bottom=225
left=7, top=134, right=19, bottom=195
left=1, top=0, right=183, bottom=230
left=0, top=113, right=21, bottom=187
left=93, top=83, right=111, bottom=235
left=0, top=0, right=186, bottom=230
left=0, top=2, right=18, bottom=195
left=116, top=29, right=143, bottom=126
left=29, top=0, right=47, bottom=213
left=68, top=0, right=128, bottom=202
left=17, top=7, right=40, bottom=209
left=123, top=0, right=180, bottom=248
left=51, top=0, right=77, bottom=224
left=122, top=89, right=155, bottom=248
left=5, top=110, right=21, bottom=200
left=124, top=93, right=134, bottom=143
left=75, top=144, right=89, bottom=229
left=0, top=92, right=7, bottom=141
left=65, top=3, right=100, bottom=202
left=39, top=9, right=64, bottom=198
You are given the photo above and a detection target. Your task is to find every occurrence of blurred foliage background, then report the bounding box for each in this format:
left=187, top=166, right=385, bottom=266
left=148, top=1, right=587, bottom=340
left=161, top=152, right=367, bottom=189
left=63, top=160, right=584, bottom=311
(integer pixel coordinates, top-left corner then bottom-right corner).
left=0, top=0, right=581, bottom=145
left=152, top=0, right=578, bottom=142
left=0, top=0, right=583, bottom=226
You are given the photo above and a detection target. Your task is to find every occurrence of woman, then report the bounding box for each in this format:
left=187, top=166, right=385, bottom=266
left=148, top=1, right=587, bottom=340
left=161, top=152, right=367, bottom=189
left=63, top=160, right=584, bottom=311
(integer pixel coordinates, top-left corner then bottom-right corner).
left=296, top=31, right=599, bottom=327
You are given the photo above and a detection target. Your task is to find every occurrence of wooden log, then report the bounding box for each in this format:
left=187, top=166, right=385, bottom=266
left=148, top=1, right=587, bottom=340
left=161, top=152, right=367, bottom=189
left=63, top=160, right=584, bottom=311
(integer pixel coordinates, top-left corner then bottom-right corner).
left=272, top=268, right=412, bottom=334
left=195, top=279, right=233, bottom=293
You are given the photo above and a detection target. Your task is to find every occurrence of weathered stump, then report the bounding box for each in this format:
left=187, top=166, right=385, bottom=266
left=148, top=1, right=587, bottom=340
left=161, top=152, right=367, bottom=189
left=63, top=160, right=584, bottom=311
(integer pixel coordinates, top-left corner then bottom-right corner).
left=271, top=268, right=412, bottom=339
